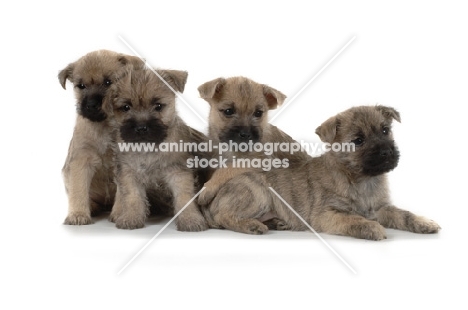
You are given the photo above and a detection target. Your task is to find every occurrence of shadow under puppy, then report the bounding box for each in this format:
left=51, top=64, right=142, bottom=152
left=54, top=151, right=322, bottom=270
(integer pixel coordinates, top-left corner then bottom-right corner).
left=205, top=105, right=441, bottom=239
left=197, top=76, right=310, bottom=207
left=59, top=49, right=144, bottom=225
left=108, top=67, right=209, bottom=231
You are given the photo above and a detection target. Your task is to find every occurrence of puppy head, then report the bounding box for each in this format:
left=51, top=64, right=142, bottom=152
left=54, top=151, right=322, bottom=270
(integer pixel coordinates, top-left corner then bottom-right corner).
left=316, top=105, right=401, bottom=177
left=110, top=68, right=188, bottom=144
left=198, top=76, right=286, bottom=143
left=58, top=50, right=145, bottom=122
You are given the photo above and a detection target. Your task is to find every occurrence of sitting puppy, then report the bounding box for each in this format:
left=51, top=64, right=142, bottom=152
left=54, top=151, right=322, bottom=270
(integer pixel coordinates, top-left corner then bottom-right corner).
left=197, top=76, right=310, bottom=207
left=204, top=105, right=441, bottom=240
left=108, top=67, right=208, bottom=231
left=59, top=50, right=144, bottom=225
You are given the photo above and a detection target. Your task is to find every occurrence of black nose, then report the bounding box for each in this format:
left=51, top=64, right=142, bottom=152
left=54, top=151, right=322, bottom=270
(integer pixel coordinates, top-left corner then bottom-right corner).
left=85, top=95, right=102, bottom=110
left=380, top=148, right=393, bottom=157
left=239, top=131, right=251, bottom=139
left=135, top=125, right=148, bottom=133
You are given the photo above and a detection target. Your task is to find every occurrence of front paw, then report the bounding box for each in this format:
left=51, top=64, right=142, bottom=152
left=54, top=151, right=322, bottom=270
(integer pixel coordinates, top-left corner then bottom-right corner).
left=176, top=212, right=209, bottom=232
left=350, top=221, right=387, bottom=241
left=64, top=212, right=93, bottom=225
left=114, top=213, right=146, bottom=230
left=410, top=216, right=441, bottom=234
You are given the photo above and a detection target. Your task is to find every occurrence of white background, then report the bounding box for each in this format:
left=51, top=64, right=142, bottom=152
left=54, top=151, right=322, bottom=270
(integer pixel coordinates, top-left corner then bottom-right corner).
left=1, top=1, right=467, bottom=309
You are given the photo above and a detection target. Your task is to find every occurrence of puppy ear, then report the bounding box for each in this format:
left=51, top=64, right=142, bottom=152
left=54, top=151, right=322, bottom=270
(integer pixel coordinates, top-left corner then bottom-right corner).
left=58, top=63, right=74, bottom=89
left=158, top=70, right=188, bottom=93
left=315, top=116, right=339, bottom=143
left=262, top=85, right=286, bottom=110
left=198, top=78, right=226, bottom=100
left=118, top=55, right=146, bottom=70
left=376, top=105, right=401, bottom=123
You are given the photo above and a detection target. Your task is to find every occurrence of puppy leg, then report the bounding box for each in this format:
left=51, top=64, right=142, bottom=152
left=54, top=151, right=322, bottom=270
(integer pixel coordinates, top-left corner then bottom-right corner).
left=313, top=208, right=387, bottom=240
left=108, top=185, right=124, bottom=223
left=376, top=205, right=440, bottom=234
left=211, top=197, right=269, bottom=235
left=63, top=154, right=100, bottom=225
left=198, top=166, right=250, bottom=206
left=112, top=168, right=149, bottom=230
left=166, top=169, right=208, bottom=232
left=209, top=174, right=271, bottom=235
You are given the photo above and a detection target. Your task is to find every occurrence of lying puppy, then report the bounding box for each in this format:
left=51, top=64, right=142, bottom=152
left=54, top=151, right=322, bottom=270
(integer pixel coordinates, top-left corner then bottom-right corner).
left=59, top=50, right=144, bottom=225
left=205, top=105, right=441, bottom=240
left=197, top=76, right=310, bottom=207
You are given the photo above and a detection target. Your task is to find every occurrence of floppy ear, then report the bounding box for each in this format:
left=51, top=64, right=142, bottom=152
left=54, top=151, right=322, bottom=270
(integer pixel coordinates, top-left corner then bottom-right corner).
left=158, top=70, right=188, bottom=93
left=118, top=54, right=146, bottom=70
left=376, top=105, right=401, bottom=123
left=58, top=63, right=75, bottom=89
left=262, top=85, right=286, bottom=110
left=198, top=77, right=226, bottom=100
left=315, top=116, right=339, bottom=143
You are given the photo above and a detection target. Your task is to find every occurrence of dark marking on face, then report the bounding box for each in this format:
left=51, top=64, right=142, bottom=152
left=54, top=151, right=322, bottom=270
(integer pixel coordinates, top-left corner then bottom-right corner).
left=219, top=125, right=261, bottom=143
left=119, top=118, right=168, bottom=143
left=361, top=142, right=400, bottom=176
left=79, top=93, right=107, bottom=122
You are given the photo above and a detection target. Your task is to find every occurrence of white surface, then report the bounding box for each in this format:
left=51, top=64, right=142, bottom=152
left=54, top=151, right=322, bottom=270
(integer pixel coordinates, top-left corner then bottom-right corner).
left=1, top=1, right=466, bottom=309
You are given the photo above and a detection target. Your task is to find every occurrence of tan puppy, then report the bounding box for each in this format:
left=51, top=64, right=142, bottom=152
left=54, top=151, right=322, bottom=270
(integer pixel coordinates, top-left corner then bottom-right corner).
left=205, top=105, right=441, bottom=239
left=59, top=50, right=144, bottom=225
left=108, top=67, right=209, bottom=231
left=197, top=76, right=310, bottom=206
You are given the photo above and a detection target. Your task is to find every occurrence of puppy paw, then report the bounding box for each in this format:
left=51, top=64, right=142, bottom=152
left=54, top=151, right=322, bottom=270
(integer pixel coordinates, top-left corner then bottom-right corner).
left=350, top=221, right=387, bottom=241
left=114, top=214, right=146, bottom=230
left=176, top=212, right=209, bottom=232
left=240, top=219, right=269, bottom=235
left=108, top=211, right=120, bottom=223
left=64, top=213, right=93, bottom=225
left=263, top=218, right=290, bottom=230
left=409, top=216, right=441, bottom=234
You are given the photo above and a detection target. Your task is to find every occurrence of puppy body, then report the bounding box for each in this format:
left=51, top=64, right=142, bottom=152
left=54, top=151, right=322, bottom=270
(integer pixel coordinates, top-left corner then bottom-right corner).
left=108, top=67, right=208, bottom=231
left=206, top=106, right=441, bottom=239
left=197, top=76, right=310, bottom=207
left=60, top=50, right=144, bottom=225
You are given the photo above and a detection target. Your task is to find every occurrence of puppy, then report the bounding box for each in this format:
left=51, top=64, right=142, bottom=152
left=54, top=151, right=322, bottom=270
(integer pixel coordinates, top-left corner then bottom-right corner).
left=197, top=76, right=310, bottom=206
left=59, top=50, right=144, bottom=225
left=108, top=67, right=209, bottom=231
left=205, top=105, right=441, bottom=240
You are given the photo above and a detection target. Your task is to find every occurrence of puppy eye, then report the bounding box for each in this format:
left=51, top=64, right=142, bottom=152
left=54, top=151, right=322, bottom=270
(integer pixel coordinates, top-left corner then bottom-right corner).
left=77, top=83, right=86, bottom=90
left=223, top=108, right=235, bottom=116
left=104, top=79, right=112, bottom=87
left=254, top=110, right=263, bottom=118
left=352, top=137, right=364, bottom=146
left=382, top=126, right=390, bottom=135
left=120, top=105, right=131, bottom=112
left=155, top=104, right=164, bottom=112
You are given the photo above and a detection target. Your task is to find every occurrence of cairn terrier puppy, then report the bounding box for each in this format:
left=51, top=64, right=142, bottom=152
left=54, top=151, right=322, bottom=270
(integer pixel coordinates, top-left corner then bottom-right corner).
left=59, top=50, right=144, bottom=225
left=204, top=105, right=440, bottom=240
left=108, top=67, right=209, bottom=231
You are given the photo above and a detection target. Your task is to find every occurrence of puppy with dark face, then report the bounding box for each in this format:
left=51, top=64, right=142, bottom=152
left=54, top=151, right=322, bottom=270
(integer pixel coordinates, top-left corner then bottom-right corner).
left=108, top=67, right=208, bottom=230
left=197, top=76, right=310, bottom=206
left=59, top=50, right=144, bottom=225
left=205, top=105, right=440, bottom=239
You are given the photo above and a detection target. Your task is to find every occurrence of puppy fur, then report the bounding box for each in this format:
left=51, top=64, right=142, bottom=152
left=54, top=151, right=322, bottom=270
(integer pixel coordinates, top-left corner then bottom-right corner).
left=197, top=76, right=310, bottom=206
left=204, top=105, right=441, bottom=240
left=59, top=49, right=144, bottom=225
left=108, top=67, right=209, bottom=231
